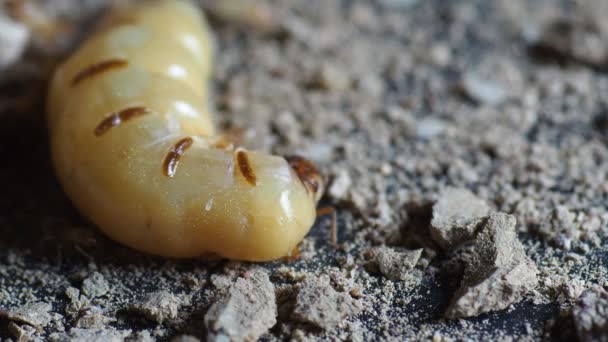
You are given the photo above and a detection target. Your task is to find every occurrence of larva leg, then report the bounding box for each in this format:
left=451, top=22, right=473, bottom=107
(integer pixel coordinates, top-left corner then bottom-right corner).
left=282, top=246, right=300, bottom=262
left=316, top=206, right=338, bottom=247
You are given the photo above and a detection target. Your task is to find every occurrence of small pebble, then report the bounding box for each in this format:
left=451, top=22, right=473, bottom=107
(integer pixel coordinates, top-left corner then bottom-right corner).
left=328, top=169, right=352, bottom=200
left=415, top=118, right=445, bottom=139
left=461, top=73, right=507, bottom=105
left=82, top=272, right=110, bottom=298
left=0, top=14, right=30, bottom=68
left=128, top=291, right=182, bottom=324
left=374, top=246, right=422, bottom=281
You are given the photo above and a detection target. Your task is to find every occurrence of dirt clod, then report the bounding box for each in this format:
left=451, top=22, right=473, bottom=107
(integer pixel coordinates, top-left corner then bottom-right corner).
left=50, top=327, right=132, bottom=342
left=430, top=188, right=491, bottom=250
left=572, top=286, right=608, bottom=342
left=81, top=272, right=110, bottom=298
left=446, top=213, right=538, bottom=318
left=374, top=246, right=422, bottom=281
left=171, top=335, right=201, bottom=342
left=292, top=275, right=362, bottom=330
left=205, top=269, right=277, bottom=341
left=128, top=291, right=182, bottom=324
left=5, top=302, right=53, bottom=327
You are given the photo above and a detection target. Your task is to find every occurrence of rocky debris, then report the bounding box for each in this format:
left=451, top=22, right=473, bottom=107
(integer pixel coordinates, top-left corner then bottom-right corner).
left=129, top=330, right=155, bottom=342
left=539, top=206, right=577, bottom=249
left=373, top=246, right=422, bottom=281
left=171, top=335, right=201, bottom=342
left=65, top=286, right=90, bottom=318
left=0, top=14, right=30, bottom=68
left=82, top=272, right=110, bottom=298
left=7, top=321, right=37, bottom=341
left=209, top=273, right=235, bottom=290
left=75, top=312, right=114, bottom=329
left=292, top=275, right=362, bottom=330
left=530, top=17, right=608, bottom=69
left=205, top=270, right=277, bottom=341
left=3, top=302, right=53, bottom=327
left=307, top=62, right=351, bottom=91
left=128, top=291, right=182, bottom=324
left=50, top=327, right=132, bottom=342
left=2, top=0, right=608, bottom=340
left=535, top=206, right=604, bottom=250
left=446, top=213, right=538, bottom=318
left=384, top=106, right=416, bottom=134
left=559, top=278, right=587, bottom=302
left=415, top=118, right=446, bottom=140
left=371, top=193, right=394, bottom=228
left=429, top=43, right=452, bottom=67
left=294, top=142, right=334, bottom=163
left=355, top=74, right=384, bottom=98
left=430, top=188, right=491, bottom=250
left=571, top=287, right=608, bottom=342
left=328, top=169, right=352, bottom=201
left=461, top=73, right=507, bottom=105
left=5, top=0, right=107, bottom=55
left=273, top=110, right=301, bottom=144
left=379, top=0, right=420, bottom=9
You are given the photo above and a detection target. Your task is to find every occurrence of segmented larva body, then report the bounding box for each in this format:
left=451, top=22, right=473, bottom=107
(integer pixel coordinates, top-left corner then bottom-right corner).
left=47, top=0, right=324, bottom=261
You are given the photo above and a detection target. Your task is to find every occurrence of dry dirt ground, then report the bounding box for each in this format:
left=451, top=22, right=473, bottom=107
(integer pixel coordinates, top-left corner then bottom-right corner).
left=1, top=0, right=608, bottom=341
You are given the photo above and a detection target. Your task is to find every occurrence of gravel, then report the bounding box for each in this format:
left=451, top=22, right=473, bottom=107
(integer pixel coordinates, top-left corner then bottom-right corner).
left=1, top=0, right=608, bottom=340
left=461, top=73, right=508, bottom=105
left=572, top=287, right=608, bottom=342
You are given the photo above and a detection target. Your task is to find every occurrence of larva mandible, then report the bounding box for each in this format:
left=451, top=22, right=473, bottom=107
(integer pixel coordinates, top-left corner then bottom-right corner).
left=47, top=0, right=326, bottom=261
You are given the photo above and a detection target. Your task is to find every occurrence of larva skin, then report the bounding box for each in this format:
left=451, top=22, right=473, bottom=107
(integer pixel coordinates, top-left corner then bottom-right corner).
left=48, top=0, right=324, bottom=261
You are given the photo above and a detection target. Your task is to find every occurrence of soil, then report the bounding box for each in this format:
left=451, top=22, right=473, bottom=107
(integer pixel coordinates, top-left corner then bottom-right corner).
left=1, top=0, right=608, bottom=341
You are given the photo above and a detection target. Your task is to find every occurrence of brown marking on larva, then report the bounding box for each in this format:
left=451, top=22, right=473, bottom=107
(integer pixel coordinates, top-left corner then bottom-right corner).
left=163, top=137, right=194, bottom=177
left=71, top=59, right=128, bottom=86
left=94, top=106, right=150, bottom=136
left=235, top=150, right=257, bottom=186
left=284, top=155, right=325, bottom=202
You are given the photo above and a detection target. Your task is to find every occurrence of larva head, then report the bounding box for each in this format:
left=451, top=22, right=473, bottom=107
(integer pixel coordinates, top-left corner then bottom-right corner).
left=284, top=155, right=325, bottom=203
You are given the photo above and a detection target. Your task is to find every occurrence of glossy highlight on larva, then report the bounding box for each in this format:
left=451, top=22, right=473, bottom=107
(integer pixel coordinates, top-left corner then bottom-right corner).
left=47, top=0, right=325, bottom=261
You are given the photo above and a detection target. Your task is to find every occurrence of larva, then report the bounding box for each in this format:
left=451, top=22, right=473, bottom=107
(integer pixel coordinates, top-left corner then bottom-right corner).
left=47, top=0, right=325, bottom=261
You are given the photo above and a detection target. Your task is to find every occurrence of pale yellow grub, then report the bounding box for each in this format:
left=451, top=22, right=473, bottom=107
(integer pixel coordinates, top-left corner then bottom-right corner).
left=47, top=0, right=324, bottom=261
